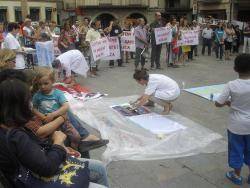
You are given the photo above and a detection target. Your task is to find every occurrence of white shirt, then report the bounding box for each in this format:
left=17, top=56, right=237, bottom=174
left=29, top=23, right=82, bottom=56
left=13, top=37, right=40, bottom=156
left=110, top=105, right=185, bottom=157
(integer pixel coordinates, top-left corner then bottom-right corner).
left=216, top=79, right=250, bottom=135
left=56, top=50, right=89, bottom=78
left=4, top=33, right=25, bottom=69
left=202, top=28, right=213, bottom=39
left=145, top=74, right=180, bottom=101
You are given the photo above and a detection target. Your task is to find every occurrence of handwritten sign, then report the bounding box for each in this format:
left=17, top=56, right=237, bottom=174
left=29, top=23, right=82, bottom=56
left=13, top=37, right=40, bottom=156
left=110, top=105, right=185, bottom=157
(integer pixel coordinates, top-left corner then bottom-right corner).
left=103, top=37, right=121, bottom=60
left=155, top=27, right=172, bottom=45
left=90, top=37, right=110, bottom=61
left=121, top=31, right=136, bottom=52
left=180, top=30, right=199, bottom=46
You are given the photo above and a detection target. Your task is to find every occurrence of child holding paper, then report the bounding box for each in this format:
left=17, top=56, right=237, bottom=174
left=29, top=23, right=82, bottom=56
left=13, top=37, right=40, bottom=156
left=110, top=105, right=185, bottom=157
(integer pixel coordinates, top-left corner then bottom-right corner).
left=215, top=54, right=250, bottom=186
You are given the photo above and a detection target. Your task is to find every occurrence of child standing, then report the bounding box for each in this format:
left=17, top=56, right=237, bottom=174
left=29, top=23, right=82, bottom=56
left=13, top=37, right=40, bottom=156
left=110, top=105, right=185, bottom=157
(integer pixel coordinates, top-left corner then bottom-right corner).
left=215, top=54, right=250, bottom=185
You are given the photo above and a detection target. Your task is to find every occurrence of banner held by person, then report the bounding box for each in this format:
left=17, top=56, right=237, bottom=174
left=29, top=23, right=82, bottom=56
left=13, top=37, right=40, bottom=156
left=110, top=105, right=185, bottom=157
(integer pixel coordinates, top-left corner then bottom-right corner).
left=103, top=37, right=121, bottom=60
left=90, top=37, right=110, bottom=61
left=180, top=30, right=199, bottom=46
left=155, top=27, right=172, bottom=45
left=121, top=31, right=136, bottom=52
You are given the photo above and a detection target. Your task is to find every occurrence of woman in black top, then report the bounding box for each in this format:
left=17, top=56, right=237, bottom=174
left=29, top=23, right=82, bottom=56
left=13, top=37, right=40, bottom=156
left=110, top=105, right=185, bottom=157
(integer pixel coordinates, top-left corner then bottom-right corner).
left=0, top=72, right=109, bottom=188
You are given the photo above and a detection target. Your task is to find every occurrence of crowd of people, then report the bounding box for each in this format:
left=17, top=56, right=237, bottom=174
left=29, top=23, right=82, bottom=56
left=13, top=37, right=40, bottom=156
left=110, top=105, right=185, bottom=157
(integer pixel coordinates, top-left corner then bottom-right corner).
left=0, top=11, right=249, bottom=188
left=0, top=13, right=250, bottom=73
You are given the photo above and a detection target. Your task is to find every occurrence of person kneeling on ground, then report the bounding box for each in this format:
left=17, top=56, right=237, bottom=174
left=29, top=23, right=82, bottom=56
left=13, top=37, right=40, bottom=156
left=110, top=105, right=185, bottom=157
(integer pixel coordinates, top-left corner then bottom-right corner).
left=52, top=49, right=89, bottom=85
left=133, top=69, right=180, bottom=115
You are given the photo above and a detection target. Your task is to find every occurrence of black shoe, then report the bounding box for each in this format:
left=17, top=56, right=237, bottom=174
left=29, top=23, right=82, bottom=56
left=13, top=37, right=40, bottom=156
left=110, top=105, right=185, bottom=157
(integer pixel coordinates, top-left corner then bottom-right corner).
left=168, top=63, right=173, bottom=67
left=156, top=67, right=163, bottom=70
left=118, top=64, right=126, bottom=67
left=78, top=139, right=109, bottom=152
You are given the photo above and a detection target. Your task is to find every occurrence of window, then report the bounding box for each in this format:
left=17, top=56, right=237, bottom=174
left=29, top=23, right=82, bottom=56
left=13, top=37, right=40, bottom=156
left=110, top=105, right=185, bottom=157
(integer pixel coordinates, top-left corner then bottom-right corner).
left=30, top=7, right=40, bottom=21
left=45, top=7, right=52, bottom=22
left=15, top=7, right=22, bottom=22
left=168, top=0, right=180, bottom=8
left=0, top=7, right=7, bottom=23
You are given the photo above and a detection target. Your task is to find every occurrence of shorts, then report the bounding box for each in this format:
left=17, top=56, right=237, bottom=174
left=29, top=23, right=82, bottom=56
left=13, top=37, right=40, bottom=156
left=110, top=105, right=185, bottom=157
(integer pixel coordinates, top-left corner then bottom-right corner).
left=228, top=130, right=250, bottom=169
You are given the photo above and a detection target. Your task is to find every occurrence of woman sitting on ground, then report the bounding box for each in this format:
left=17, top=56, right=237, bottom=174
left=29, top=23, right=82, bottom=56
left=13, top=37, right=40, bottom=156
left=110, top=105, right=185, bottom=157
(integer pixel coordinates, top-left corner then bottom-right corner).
left=0, top=74, right=109, bottom=188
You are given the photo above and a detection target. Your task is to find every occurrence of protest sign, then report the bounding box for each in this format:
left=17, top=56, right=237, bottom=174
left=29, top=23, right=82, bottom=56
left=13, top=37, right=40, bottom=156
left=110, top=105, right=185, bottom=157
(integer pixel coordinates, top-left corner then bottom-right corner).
left=121, top=31, right=136, bottom=52
left=90, top=37, right=110, bottom=61
left=155, top=27, right=172, bottom=45
left=103, top=37, right=121, bottom=60
left=180, top=30, right=199, bottom=46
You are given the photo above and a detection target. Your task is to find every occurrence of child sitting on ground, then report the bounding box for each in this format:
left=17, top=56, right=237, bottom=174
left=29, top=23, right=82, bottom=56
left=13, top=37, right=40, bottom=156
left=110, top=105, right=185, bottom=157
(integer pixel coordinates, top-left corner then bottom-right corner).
left=32, top=68, right=108, bottom=152
left=215, top=54, right=250, bottom=186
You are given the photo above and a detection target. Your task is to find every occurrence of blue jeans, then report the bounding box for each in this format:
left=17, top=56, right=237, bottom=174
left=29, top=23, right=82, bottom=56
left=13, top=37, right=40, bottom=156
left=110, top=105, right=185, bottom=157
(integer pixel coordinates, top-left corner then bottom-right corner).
left=68, top=111, right=89, bottom=139
left=79, top=158, right=109, bottom=187
left=215, top=43, right=224, bottom=59
left=228, top=130, right=250, bottom=169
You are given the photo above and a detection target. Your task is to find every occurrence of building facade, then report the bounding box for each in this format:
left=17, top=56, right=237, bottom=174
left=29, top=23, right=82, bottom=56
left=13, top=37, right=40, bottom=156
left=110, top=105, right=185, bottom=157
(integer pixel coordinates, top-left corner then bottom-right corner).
left=164, top=0, right=192, bottom=20
left=197, top=0, right=230, bottom=20
left=233, top=0, right=250, bottom=22
left=61, top=0, right=165, bottom=26
left=0, top=0, right=57, bottom=23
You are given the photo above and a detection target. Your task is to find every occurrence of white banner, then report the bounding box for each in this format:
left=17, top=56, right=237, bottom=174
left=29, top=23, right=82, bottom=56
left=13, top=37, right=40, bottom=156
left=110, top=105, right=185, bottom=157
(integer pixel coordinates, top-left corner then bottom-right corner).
left=155, top=27, right=172, bottom=45
left=103, top=37, right=121, bottom=60
left=90, top=37, right=110, bottom=61
left=180, top=30, right=199, bottom=46
left=121, top=31, right=136, bottom=52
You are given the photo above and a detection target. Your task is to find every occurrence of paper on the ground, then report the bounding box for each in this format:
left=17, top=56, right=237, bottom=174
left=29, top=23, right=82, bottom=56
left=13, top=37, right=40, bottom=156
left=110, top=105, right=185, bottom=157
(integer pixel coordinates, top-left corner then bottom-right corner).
left=111, top=103, right=150, bottom=117
left=66, top=95, right=226, bottom=164
left=184, top=84, right=225, bottom=101
left=128, top=113, right=186, bottom=134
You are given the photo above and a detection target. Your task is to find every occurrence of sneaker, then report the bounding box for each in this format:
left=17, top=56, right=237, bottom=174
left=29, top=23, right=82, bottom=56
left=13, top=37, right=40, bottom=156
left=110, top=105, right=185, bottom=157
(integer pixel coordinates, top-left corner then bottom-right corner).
left=225, top=171, right=243, bottom=185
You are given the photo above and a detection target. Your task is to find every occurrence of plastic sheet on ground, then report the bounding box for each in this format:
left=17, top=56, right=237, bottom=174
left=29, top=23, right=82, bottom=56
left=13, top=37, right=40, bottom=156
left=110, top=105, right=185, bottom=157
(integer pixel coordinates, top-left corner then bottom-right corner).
left=66, top=94, right=227, bottom=164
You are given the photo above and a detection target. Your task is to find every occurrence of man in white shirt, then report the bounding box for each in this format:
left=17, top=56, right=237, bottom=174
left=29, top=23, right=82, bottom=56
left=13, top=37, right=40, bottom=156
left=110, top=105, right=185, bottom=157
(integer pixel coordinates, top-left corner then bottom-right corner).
left=202, top=24, right=213, bottom=56
left=4, top=22, right=25, bottom=70
left=133, top=70, right=180, bottom=114
left=53, top=49, right=89, bottom=84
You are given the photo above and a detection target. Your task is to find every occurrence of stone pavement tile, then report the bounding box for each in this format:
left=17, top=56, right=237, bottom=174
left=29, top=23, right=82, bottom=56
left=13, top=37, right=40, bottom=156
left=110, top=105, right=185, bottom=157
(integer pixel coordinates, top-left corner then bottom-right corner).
left=110, top=172, right=161, bottom=188
left=159, top=171, right=218, bottom=188
left=175, top=153, right=227, bottom=174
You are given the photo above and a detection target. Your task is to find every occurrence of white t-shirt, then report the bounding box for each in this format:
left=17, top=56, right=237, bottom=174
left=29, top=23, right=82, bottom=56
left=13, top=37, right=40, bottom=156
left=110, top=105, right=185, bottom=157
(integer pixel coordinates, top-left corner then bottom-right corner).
left=202, top=28, right=213, bottom=39
left=145, top=74, right=180, bottom=101
left=216, top=79, right=250, bottom=135
left=4, top=33, right=25, bottom=69
left=56, top=50, right=89, bottom=78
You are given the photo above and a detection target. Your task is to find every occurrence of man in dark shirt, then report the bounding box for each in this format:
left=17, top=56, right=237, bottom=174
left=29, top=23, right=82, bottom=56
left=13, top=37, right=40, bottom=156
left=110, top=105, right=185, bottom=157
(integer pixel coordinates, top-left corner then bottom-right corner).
left=150, top=12, right=163, bottom=69
left=108, top=20, right=124, bottom=67
left=243, top=22, right=250, bottom=53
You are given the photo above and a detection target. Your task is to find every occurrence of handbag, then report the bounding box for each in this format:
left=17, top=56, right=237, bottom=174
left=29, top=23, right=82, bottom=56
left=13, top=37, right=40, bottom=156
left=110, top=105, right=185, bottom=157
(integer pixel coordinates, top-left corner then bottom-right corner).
left=6, top=129, right=90, bottom=188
